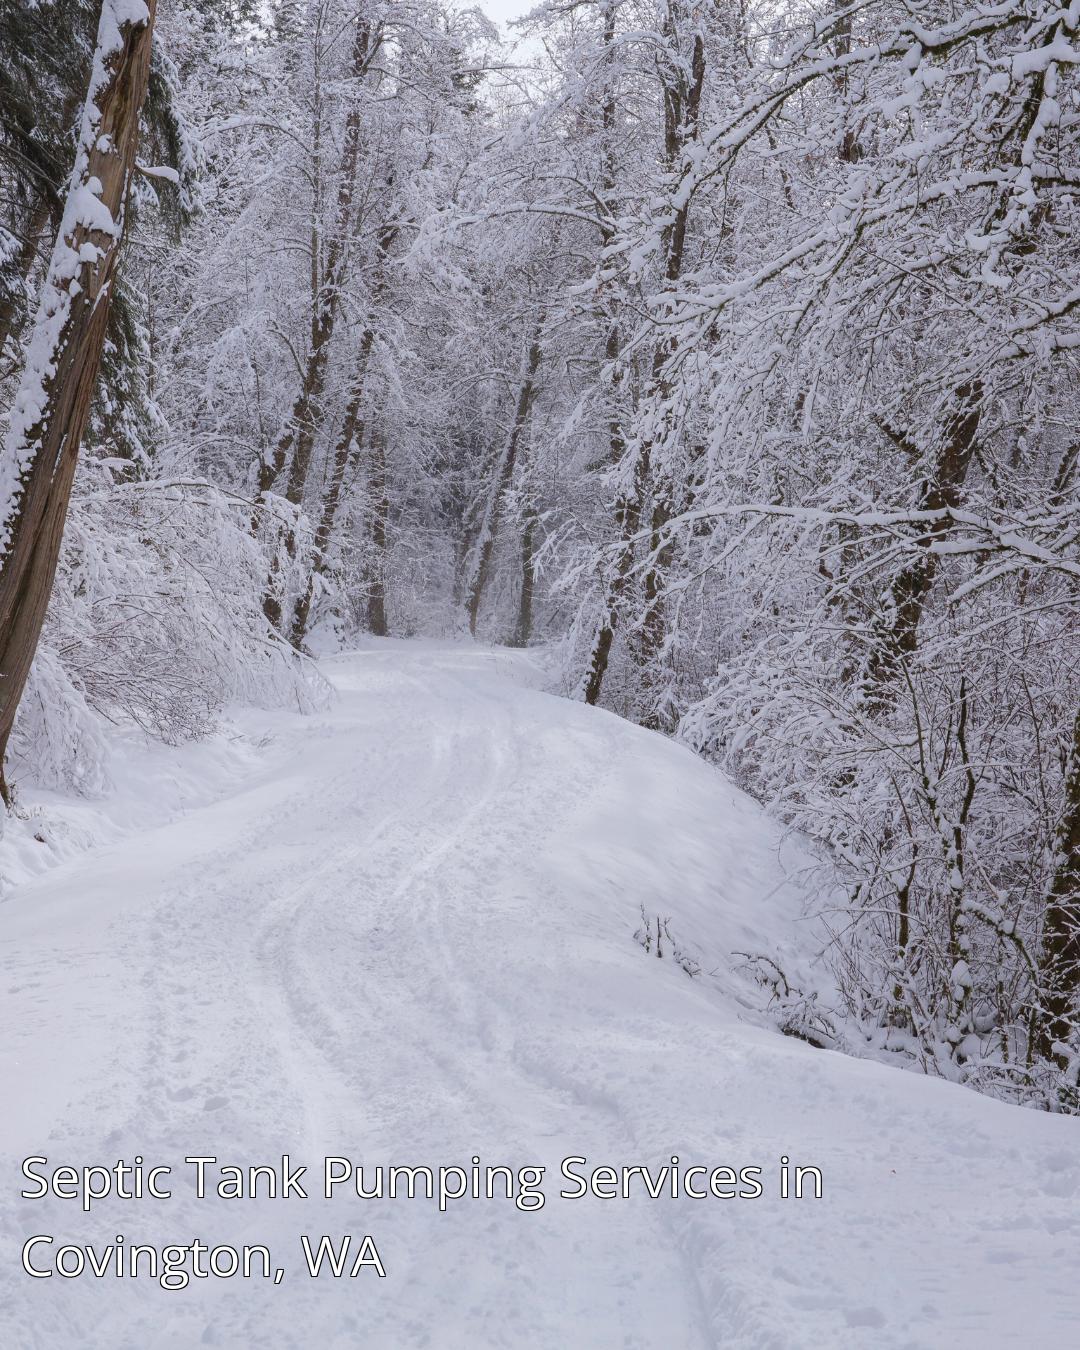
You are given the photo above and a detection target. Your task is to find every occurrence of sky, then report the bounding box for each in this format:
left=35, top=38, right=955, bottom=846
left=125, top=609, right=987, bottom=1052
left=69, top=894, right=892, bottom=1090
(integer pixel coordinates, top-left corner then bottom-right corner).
left=478, top=0, right=536, bottom=24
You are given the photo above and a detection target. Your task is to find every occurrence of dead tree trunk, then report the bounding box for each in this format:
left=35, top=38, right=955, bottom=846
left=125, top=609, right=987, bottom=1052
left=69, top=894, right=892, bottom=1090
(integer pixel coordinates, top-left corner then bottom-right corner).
left=463, top=324, right=543, bottom=637
left=0, top=0, right=157, bottom=805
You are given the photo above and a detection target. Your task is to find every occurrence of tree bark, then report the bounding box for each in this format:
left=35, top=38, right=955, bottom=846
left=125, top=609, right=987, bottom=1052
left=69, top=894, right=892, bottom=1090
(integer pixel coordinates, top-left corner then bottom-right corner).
left=633, top=11, right=705, bottom=721
left=463, top=324, right=543, bottom=637
left=260, top=16, right=379, bottom=632
left=0, top=0, right=157, bottom=804
left=365, top=426, right=389, bottom=637
left=582, top=9, right=704, bottom=709
left=1037, top=705, right=1080, bottom=1063
left=289, top=221, right=397, bottom=649
left=579, top=431, right=651, bottom=705
left=289, top=326, right=375, bottom=647
left=862, top=382, right=982, bottom=701
left=511, top=508, right=537, bottom=648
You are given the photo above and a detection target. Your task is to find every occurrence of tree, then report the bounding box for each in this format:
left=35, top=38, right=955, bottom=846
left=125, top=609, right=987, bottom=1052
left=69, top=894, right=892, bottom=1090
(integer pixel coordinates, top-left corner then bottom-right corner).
left=0, top=0, right=158, bottom=802
left=464, top=316, right=543, bottom=636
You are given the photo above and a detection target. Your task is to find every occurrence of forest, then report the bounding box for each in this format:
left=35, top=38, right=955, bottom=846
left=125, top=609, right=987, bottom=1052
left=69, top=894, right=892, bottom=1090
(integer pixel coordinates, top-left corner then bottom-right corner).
left=1, top=0, right=1078, bottom=1115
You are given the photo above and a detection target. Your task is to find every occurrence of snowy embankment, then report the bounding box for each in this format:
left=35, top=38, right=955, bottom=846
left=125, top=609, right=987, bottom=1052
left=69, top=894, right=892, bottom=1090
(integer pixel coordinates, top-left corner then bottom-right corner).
left=1, top=641, right=1077, bottom=1349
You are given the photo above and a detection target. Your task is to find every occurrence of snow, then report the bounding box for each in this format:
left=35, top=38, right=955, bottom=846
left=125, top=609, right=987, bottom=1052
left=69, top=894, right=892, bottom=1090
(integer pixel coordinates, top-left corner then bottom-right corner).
left=2, top=641, right=1079, bottom=1348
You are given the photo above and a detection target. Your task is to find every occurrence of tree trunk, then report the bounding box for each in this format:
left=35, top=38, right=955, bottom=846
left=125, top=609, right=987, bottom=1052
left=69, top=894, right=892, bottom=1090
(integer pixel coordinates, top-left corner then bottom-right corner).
left=832, top=8, right=861, bottom=164
left=577, top=10, right=702, bottom=712
left=579, top=432, right=651, bottom=705
left=632, top=13, right=704, bottom=720
left=1037, top=705, right=1080, bottom=1063
left=290, top=322, right=377, bottom=648
left=0, top=0, right=157, bottom=805
left=366, top=426, right=389, bottom=637
left=863, top=382, right=982, bottom=701
left=582, top=10, right=704, bottom=709
left=463, top=324, right=542, bottom=637
left=260, top=16, right=378, bottom=631
left=595, top=0, right=626, bottom=476
left=511, top=509, right=537, bottom=648
left=289, top=221, right=397, bottom=649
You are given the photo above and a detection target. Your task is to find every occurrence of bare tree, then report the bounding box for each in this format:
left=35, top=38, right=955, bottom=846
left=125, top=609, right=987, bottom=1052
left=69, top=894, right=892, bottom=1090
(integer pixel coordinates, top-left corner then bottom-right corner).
left=464, top=321, right=543, bottom=637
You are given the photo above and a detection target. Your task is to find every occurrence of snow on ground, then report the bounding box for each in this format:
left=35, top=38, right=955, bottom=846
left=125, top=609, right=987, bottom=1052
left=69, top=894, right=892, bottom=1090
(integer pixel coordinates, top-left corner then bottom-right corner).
left=1, top=640, right=1078, bottom=1349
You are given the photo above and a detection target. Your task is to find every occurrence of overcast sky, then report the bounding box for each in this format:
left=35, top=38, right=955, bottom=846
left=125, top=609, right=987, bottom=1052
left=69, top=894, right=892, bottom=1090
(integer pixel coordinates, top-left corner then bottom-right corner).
left=478, top=0, right=536, bottom=24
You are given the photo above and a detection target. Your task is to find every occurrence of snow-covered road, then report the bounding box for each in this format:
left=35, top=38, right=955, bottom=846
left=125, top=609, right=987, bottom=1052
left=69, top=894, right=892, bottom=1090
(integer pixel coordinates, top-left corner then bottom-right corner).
left=2, top=643, right=1078, bottom=1348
